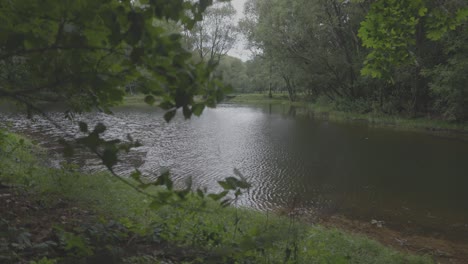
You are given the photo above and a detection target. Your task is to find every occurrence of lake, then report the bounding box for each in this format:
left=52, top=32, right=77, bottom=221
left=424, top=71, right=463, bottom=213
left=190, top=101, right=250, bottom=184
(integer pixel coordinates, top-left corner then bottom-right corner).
left=1, top=103, right=468, bottom=241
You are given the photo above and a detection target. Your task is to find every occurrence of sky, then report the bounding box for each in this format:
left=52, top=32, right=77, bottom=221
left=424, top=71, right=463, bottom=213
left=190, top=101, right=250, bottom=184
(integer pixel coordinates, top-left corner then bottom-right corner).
left=226, top=0, right=252, bottom=61
left=231, top=0, right=247, bottom=21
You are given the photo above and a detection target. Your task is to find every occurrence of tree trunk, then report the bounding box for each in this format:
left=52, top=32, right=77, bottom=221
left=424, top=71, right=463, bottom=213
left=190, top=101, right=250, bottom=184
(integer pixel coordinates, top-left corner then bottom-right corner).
left=268, top=59, right=273, bottom=98
left=282, top=75, right=297, bottom=102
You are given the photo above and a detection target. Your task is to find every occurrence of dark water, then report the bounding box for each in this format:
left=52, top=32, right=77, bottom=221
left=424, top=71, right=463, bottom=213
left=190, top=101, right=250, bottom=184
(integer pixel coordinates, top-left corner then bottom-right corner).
left=1, top=104, right=468, bottom=240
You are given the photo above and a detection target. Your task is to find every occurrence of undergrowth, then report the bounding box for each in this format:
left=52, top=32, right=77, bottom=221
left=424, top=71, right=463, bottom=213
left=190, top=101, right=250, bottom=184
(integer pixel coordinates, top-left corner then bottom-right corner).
left=0, top=130, right=433, bottom=263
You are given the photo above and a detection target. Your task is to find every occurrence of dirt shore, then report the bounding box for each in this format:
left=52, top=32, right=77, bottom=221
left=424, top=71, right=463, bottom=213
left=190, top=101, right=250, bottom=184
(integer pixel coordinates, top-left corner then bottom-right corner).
left=319, top=214, right=468, bottom=264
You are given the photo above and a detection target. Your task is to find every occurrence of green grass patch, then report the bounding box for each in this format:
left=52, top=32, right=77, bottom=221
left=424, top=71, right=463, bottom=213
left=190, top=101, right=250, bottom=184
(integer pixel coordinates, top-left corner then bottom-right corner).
left=0, top=130, right=434, bottom=263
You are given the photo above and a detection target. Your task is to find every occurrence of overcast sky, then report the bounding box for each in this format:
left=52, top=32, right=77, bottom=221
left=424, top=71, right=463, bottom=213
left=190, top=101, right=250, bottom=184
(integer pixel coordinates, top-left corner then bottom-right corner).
left=227, top=0, right=252, bottom=61
left=231, top=0, right=247, bottom=21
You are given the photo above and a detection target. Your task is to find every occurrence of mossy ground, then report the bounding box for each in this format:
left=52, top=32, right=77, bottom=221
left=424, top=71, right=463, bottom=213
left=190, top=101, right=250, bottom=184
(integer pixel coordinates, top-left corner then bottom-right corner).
left=0, top=131, right=434, bottom=263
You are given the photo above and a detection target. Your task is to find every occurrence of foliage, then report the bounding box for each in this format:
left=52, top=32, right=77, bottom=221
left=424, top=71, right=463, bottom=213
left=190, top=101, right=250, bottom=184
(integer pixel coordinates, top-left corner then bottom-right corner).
left=423, top=25, right=468, bottom=121
left=240, top=0, right=368, bottom=99
left=358, top=0, right=468, bottom=81
left=237, top=0, right=468, bottom=121
left=214, top=55, right=250, bottom=92
left=358, top=0, right=427, bottom=80
left=0, top=0, right=225, bottom=119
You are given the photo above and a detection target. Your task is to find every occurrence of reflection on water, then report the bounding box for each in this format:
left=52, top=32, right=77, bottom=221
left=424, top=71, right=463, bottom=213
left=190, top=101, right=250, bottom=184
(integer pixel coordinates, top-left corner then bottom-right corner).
left=1, top=104, right=468, bottom=241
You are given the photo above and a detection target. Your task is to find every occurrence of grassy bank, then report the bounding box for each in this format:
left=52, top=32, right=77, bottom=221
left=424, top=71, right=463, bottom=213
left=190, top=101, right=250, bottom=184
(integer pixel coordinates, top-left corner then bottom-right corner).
left=227, top=93, right=468, bottom=133
left=0, top=130, right=433, bottom=263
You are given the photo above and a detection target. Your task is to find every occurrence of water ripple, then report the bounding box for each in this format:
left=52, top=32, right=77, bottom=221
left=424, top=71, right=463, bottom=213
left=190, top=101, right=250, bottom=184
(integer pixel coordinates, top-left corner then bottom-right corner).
left=2, top=104, right=468, bottom=236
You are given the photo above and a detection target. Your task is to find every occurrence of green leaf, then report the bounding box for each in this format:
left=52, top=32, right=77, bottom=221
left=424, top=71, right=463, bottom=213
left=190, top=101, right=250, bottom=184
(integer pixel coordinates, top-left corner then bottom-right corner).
left=58, top=138, right=74, bottom=157
left=223, top=176, right=251, bottom=189
left=159, top=101, right=174, bottom=110
left=163, top=109, right=177, bottom=122
left=154, top=171, right=173, bottom=190
left=94, top=123, right=107, bottom=134
left=197, top=189, right=205, bottom=198
left=175, top=189, right=190, bottom=199
left=456, top=8, right=468, bottom=23
left=218, top=180, right=235, bottom=190
left=192, top=103, right=205, bottom=116
left=78, top=122, right=88, bottom=133
left=182, top=105, right=192, bottom=119
left=418, top=7, right=428, bottom=17
left=220, top=199, right=232, bottom=207
left=102, top=147, right=118, bottom=168
left=130, top=170, right=142, bottom=182
left=208, top=191, right=229, bottom=201
left=144, top=95, right=156, bottom=105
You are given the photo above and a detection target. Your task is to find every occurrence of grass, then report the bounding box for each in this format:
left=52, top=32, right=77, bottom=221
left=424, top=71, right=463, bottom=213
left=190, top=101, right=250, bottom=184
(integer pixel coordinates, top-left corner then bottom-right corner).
left=0, top=130, right=434, bottom=263
left=122, top=94, right=152, bottom=106
left=227, top=93, right=468, bottom=133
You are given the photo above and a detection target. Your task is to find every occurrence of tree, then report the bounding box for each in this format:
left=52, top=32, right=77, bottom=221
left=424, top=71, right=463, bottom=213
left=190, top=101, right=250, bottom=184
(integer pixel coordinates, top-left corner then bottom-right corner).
left=185, top=1, right=238, bottom=66
left=214, top=56, right=250, bottom=92
left=241, top=0, right=370, bottom=100
left=239, top=0, right=468, bottom=120
left=358, top=0, right=468, bottom=81
left=424, top=23, right=468, bottom=120
left=0, top=0, right=225, bottom=118
left=358, top=0, right=468, bottom=114
left=0, top=0, right=249, bottom=215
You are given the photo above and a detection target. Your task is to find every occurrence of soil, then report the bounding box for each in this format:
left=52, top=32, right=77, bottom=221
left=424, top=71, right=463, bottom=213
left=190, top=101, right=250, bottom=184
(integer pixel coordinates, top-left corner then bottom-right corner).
left=2, top=184, right=468, bottom=263
left=0, top=185, right=97, bottom=263
left=0, top=185, right=229, bottom=263
left=318, top=215, right=468, bottom=264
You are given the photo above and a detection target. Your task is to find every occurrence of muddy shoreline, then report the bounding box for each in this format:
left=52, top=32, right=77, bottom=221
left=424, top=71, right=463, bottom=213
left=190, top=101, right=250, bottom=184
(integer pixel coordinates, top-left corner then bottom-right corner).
left=317, top=214, right=468, bottom=264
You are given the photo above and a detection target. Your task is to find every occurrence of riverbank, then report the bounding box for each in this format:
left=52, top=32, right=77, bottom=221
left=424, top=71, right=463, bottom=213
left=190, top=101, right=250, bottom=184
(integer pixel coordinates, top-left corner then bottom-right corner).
left=0, top=130, right=434, bottom=263
left=226, top=93, right=468, bottom=134
left=318, top=215, right=468, bottom=264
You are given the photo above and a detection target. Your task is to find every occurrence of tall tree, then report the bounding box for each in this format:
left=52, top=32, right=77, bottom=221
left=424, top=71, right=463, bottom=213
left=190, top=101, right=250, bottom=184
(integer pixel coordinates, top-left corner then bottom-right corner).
left=185, top=1, right=238, bottom=66
left=241, top=0, right=369, bottom=100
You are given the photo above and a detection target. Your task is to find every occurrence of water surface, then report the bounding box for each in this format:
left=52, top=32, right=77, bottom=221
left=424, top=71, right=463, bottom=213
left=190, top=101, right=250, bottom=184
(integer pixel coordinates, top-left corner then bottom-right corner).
left=1, top=104, right=467, bottom=241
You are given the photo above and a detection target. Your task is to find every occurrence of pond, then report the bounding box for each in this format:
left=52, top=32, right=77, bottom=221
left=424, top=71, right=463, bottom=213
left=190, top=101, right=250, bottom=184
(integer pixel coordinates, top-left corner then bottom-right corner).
left=1, top=103, right=468, bottom=241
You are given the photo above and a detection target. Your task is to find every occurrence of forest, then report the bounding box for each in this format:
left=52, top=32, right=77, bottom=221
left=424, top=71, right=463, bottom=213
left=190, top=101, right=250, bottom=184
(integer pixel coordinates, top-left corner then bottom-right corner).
left=1, top=0, right=468, bottom=263
left=1, top=0, right=467, bottom=121
left=215, top=0, right=468, bottom=122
